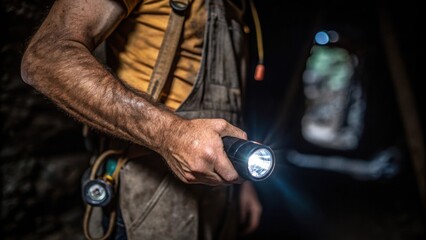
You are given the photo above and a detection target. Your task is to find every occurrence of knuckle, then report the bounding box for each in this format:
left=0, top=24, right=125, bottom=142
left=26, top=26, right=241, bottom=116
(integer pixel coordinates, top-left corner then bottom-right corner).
left=215, top=119, right=228, bottom=131
left=179, top=177, right=189, bottom=184
left=189, top=162, right=204, bottom=173
left=189, top=158, right=212, bottom=174
left=183, top=172, right=196, bottom=183
left=203, top=146, right=215, bottom=159
left=224, top=172, right=239, bottom=182
left=241, top=131, right=248, bottom=139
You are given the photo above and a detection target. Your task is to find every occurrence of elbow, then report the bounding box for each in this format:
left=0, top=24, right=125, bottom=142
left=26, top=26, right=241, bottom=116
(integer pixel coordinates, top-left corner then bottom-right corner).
left=20, top=43, right=47, bottom=89
left=20, top=56, right=32, bottom=86
left=20, top=48, right=36, bottom=87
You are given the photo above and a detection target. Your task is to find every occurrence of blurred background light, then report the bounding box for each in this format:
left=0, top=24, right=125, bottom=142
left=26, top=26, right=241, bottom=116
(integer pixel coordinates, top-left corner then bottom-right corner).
left=314, top=31, right=329, bottom=45
left=327, top=30, right=340, bottom=43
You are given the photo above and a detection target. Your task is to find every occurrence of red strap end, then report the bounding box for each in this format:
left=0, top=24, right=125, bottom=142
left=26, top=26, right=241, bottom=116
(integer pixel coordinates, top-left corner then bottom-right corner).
left=254, top=64, right=265, bottom=81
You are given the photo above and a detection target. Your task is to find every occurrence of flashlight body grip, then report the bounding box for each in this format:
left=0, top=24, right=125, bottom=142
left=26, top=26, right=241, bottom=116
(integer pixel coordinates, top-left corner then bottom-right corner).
left=223, top=136, right=250, bottom=180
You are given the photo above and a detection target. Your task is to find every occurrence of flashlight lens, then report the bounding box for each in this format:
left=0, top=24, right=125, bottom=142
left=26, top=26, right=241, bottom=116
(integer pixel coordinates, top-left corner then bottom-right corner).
left=248, top=148, right=273, bottom=179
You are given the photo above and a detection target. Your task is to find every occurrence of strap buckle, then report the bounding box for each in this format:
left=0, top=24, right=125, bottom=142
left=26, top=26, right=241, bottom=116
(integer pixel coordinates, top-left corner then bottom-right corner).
left=169, top=0, right=189, bottom=14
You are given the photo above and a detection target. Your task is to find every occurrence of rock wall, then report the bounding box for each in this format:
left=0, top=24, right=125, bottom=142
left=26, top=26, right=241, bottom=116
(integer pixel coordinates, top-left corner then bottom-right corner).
left=1, top=1, right=89, bottom=239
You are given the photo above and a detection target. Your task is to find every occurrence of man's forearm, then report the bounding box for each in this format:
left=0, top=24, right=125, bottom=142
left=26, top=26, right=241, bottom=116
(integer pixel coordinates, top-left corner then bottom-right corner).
left=21, top=36, right=179, bottom=152
left=19, top=0, right=245, bottom=185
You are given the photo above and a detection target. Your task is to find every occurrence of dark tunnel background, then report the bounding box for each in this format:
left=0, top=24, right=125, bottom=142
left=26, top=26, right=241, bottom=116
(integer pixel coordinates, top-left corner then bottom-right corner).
left=1, top=0, right=424, bottom=239
left=244, top=0, right=424, bottom=239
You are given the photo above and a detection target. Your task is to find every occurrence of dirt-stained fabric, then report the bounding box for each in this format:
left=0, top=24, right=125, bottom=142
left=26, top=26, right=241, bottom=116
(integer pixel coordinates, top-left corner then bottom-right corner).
left=114, top=0, right=249, bottom=239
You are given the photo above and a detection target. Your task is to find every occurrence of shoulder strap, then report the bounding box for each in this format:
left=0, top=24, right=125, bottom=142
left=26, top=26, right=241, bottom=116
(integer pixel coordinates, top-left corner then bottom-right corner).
left=147, top=0, right=192, bottom=101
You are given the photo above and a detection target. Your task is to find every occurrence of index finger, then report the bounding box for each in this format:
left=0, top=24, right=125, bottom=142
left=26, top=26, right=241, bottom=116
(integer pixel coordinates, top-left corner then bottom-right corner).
left=217, top=120, right=247, bottom=140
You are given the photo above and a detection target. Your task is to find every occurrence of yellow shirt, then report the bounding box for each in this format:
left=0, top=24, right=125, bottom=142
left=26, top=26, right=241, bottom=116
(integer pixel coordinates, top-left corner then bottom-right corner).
left=108, top=0, right=207, bottom=110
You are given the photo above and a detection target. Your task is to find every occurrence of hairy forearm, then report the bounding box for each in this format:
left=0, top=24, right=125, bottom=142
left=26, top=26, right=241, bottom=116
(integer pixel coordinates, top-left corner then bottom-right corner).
left=18, top=0, right=247, bottom=186
left=21, top=35, right=180, bottom=152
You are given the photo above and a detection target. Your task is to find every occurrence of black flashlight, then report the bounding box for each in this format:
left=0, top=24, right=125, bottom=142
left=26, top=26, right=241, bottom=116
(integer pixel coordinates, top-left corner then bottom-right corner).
left=223, top=136, right=275, bottom=181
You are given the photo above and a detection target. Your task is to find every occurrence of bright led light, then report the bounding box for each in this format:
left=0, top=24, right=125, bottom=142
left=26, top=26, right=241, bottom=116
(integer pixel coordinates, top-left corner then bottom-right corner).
left=223, top=136, right=275, bottom=181
left=248, top=148, right=273, bottom=179
left=314, top=31, right=329, bottom=45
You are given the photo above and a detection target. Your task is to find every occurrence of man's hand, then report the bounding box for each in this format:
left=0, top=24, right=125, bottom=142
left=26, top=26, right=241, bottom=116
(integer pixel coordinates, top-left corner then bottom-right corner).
left=159, top=118, right=247, bottom=185
left=239, top=181, right=262, bottom=235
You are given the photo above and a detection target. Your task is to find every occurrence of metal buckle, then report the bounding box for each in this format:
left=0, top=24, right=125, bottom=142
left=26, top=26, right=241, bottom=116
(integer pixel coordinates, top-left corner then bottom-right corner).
left=169, top=0, right=189, bottom=13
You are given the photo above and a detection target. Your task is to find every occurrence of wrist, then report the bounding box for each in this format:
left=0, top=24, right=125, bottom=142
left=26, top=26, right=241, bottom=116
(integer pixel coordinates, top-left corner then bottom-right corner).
left=152, top=111, right=187, bottom=155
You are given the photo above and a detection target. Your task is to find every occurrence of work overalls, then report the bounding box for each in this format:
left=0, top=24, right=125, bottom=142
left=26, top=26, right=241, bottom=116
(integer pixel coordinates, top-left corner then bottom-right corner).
left=108, top=0, right=248, bottom=239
